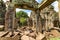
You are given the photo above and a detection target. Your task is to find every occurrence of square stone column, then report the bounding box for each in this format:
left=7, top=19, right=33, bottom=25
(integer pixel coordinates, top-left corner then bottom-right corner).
left=5, top=11, right=10, bottom=31
left=35, top=9, right=42, bottom=33
left=5, top=2, right=16, bottom=33
left=58, top=0, right=60, bottom=20
left=58, top=0, right=60, bottom=27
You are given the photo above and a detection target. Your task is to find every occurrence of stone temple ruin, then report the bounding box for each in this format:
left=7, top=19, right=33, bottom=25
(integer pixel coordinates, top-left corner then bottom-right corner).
left=0, top=0, right=60, bottom=40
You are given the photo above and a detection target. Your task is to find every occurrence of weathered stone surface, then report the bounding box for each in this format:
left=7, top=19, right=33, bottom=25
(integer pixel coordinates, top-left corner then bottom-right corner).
left=50, top=30, right=60, bottom=37
left=58, top=0, right=60, bottom=23
left=1, top=37, right=12, bottom=40
left=21, top=35, right=36, bottom=40
left=24, top=31, right=30, bottom=35
left=21, top=35, right=29, bottom=40
left=0, top=31, right=9, bottom=37
left=28, top=32, right=36, bottom=38
left=36, top=33, right=45, bottom=40
left=0, top=0, right=6, bottom=25
left=39, top=0, right=55, bottom=10
left=29, top=37, right=35, bottom=40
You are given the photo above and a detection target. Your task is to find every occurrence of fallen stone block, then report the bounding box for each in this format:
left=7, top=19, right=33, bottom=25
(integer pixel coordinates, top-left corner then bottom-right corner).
left=21, top=35, right=29, bottom=40
left=36, top=33, right=45, bottom=40
left=29, top=37, right=35, bottom=40
left=50, top=30, right=60, bottom=37
left=28, top=32, right=36, bottom=38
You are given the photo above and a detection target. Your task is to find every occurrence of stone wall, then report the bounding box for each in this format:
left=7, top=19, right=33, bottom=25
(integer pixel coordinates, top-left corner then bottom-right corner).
left=0, top=0, right=6, bottom=25
left=40, top=5, right=58, bottom=30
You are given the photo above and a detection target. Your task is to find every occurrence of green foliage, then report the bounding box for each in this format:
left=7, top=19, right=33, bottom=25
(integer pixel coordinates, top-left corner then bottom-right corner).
left=50, top=37, right=60, bottom=40
left=16, top=11, right=28, bottom=26
left=20, top=17, right=26, bottom=25
left=16, top=11, right=28, bottom=18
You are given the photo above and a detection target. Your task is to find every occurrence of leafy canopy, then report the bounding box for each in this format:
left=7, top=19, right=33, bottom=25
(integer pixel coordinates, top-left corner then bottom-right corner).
left=16, top=11, right=28, bottom=18
left=16, top=11, right=29, bottom=26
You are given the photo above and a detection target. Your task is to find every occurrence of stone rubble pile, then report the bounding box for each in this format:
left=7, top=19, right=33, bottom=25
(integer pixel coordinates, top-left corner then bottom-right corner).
left=17, top=27, right=46, bottom=40
left=17, top=27, right=60, bottom=40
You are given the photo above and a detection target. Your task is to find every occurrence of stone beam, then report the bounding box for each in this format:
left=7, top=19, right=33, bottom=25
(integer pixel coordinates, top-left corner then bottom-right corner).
left=39, top=0, right=56, bottom=10
left=12, top=0, right=38, bottom=10
left=12, top=0, right=56, bottom=11
left=15, top=4, right=36, bottom=11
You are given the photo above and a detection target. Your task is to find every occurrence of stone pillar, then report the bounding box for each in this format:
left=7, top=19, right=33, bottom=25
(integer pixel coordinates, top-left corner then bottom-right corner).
left=35, top=9, right=42, bottom=33
left=58, top=0, right=60, bottom=27
left=27, top=18, right=30, bottom=27
left=5, top=1, right=10, bottom=31
left=5, top=10, right=9, bottom=31
left=5, top=1, right=15, bottom=35
left=58, top=0, right=60, bottom=21
left=33, top=19, right=35, bottom=28
left=0, top=0, right=6, bottom=25
left=32, top=11, right=36, bottom=28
